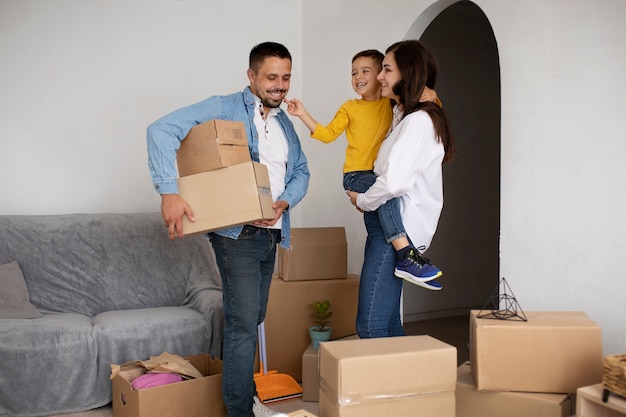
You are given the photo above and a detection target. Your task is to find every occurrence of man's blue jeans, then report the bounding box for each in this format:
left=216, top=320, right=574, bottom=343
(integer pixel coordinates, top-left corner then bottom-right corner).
left=343, top=170, right=406, bottom=243
left=209, top=225, right=281, bottom=417
left=356, top=210, right=405, bottom=338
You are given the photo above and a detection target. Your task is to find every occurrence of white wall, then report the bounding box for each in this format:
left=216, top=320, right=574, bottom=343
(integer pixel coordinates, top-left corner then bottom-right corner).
left=1, top=0, right=625, bottom=355
left=299, top=0, right=626, bottom=356
left=0, top=0, right=302, bottom=214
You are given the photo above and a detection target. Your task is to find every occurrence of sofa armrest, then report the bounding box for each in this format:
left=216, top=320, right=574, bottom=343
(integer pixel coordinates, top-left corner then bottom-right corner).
left=185, top=286, right=224, bottom=359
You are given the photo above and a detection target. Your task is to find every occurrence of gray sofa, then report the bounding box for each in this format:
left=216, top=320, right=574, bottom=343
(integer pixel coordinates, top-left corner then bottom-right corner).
left=0, top=213, right=224, bottom=417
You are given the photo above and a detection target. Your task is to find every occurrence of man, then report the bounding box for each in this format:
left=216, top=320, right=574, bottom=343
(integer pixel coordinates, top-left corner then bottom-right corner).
left=147, top=42, right=309, bottom=417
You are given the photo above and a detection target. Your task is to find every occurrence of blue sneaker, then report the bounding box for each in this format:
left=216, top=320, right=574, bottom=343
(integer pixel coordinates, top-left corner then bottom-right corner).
left=394, top=249, right=443, bottom=285
left=409, top=278, right=443, bottom=291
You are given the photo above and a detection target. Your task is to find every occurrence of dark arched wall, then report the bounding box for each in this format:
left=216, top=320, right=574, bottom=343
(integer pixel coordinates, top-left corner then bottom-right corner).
left=403, top=1, right=501, bottom=320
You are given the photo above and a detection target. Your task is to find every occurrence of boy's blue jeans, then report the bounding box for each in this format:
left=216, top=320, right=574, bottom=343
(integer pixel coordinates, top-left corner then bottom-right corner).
left=209, top=225, right=281, bottom=417
left=343, top=170, right=407, bottom=243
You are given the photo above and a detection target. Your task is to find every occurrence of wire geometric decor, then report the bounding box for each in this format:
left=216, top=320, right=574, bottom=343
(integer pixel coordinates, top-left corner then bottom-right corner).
left=477, top=277, right=527, bottom=321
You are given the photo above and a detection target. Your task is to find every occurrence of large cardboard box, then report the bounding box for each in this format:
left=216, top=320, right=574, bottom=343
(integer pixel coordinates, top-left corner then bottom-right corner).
left=111, top=354, right=227, bottom=417
left=178, top=161, right=275, bottom=236
left=177, top=119, right=250, bottom=176
left=456, top=362, right=572, bottom=417
left=470, top=310, right=603, bottom=393
left=264, top=275, right=359, bottom=382
left=302, top=335, right=360, bottom=402
left=318, top=335, right=457, bottom=417
left=278, top=227, right=348, bottom=281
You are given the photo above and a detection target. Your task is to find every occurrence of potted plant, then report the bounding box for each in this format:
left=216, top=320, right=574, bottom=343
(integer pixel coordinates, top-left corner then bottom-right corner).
left=309, top=299, right=333, bottom=349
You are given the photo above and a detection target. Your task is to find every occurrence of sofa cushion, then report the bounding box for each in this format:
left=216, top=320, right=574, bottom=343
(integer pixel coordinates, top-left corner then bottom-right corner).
left=0, top=312, right=101, bottom=416
left=0, top=261, right=43, bottom=319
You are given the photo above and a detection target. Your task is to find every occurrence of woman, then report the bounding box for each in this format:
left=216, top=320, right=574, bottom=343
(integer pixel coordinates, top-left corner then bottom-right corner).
left=348, top=40, right=456, bottom=338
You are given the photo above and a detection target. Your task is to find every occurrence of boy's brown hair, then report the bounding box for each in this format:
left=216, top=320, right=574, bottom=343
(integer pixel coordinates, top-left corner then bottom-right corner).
left=352, top=49, right=385, bottom=72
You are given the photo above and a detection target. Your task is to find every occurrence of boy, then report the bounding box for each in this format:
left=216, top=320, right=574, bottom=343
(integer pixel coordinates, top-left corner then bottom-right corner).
left=285, top=49, right=442, bottom=290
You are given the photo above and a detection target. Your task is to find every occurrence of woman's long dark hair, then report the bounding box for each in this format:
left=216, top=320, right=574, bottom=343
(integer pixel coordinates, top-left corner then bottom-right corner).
left=386, top=40, right=456, bottom=163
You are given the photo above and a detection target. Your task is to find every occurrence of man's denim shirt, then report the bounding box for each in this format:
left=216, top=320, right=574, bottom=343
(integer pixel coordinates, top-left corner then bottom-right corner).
left=147, top=86, right=310, bottom=248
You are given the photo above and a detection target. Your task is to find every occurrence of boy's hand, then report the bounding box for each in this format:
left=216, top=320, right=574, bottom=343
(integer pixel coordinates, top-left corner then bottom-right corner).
left=284, top=98, right=305, bottom=117
left=346, top=190, right=363, bottom=213
left=420, top=86, right=438, bottom=103
left=284, top=98, right=318, bottom=133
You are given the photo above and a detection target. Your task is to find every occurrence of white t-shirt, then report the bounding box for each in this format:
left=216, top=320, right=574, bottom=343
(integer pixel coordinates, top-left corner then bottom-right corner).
left=254, top=101, right=288, bottom=230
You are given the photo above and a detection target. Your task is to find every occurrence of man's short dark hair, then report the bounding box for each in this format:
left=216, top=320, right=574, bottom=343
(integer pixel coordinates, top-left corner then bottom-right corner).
left=249, top=42, right=292, bottom=73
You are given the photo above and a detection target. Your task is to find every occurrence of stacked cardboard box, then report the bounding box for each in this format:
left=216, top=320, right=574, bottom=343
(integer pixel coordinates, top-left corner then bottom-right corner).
left=176, top=119, right=251, bottom=176
left=456, top=362, right=572, bottom=417
left=264, top=227, right=355, bottom=383
left=175, top=120, right=275, bottom=236
left=468, top=309, right=603, bottom=415
left=318, top=335, right=457, bottom=417
left=277, top=227, right=348, bottom=281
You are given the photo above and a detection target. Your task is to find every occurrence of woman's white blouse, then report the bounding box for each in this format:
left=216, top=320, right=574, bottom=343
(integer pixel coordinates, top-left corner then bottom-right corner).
left=356, top=109, right=445, bottom=250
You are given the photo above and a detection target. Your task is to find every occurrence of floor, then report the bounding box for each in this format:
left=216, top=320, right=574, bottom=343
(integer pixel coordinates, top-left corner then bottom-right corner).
left=48, top=314, right=469, bottom=417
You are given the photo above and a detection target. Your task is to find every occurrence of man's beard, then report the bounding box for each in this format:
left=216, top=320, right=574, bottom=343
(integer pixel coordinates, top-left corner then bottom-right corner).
left=262, top=90, right=286, bottom=108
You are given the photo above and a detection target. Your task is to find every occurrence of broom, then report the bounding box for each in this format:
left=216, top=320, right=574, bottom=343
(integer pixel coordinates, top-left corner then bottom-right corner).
left=254, top=321, right=302, bottom=403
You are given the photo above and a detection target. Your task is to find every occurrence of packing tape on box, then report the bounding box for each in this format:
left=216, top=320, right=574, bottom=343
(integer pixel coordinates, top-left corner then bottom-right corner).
left=319, top=377, right=453, bottom=406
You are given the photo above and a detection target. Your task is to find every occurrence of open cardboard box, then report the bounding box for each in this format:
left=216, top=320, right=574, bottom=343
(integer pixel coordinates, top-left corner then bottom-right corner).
left=111, top=354, right=226, bottom=417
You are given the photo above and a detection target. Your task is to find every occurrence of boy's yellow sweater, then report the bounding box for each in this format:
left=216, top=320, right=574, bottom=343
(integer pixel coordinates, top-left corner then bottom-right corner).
left=312, top=97, right=393, bottom=173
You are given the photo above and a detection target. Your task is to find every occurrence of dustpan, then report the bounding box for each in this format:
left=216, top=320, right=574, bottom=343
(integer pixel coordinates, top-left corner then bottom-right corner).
left=253, top=321, right=302, bottom=403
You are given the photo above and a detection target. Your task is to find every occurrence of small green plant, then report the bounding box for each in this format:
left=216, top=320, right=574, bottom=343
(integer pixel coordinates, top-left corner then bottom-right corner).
left=311, top=299, right=333, bottom=332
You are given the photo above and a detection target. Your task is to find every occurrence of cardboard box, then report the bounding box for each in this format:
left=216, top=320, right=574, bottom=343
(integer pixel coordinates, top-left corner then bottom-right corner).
left=576, top=383, right=626, bottom=417
left=278, top=227, right=347, bottom=281
left=456, top=362, right=572, bottom=417
left=111, top=354, right=227, bottom=417
left=177, top=119, right=250, bottom=176
left=301, top=344, right=320, bottom=402
left=178, top=161, right=275, bottom=236
left=319, top=335, right=457, bottom=417
left=470, top=310, right=603, bottom=393
left=264, top=275, right=359, bottom=382
left=302, top=335, right=360, bottom=402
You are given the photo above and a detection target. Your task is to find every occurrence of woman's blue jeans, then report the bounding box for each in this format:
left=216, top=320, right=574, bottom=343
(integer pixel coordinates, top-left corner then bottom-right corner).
left=343, top=171, right=406, bottom=243
left=209, top=226, right=280, bottom=417
left=356, top=210, right=405, bottom=338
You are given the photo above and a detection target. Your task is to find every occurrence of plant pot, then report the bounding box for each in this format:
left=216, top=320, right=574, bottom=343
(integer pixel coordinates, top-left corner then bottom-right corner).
left=309, top=326, right=332, bottom=349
